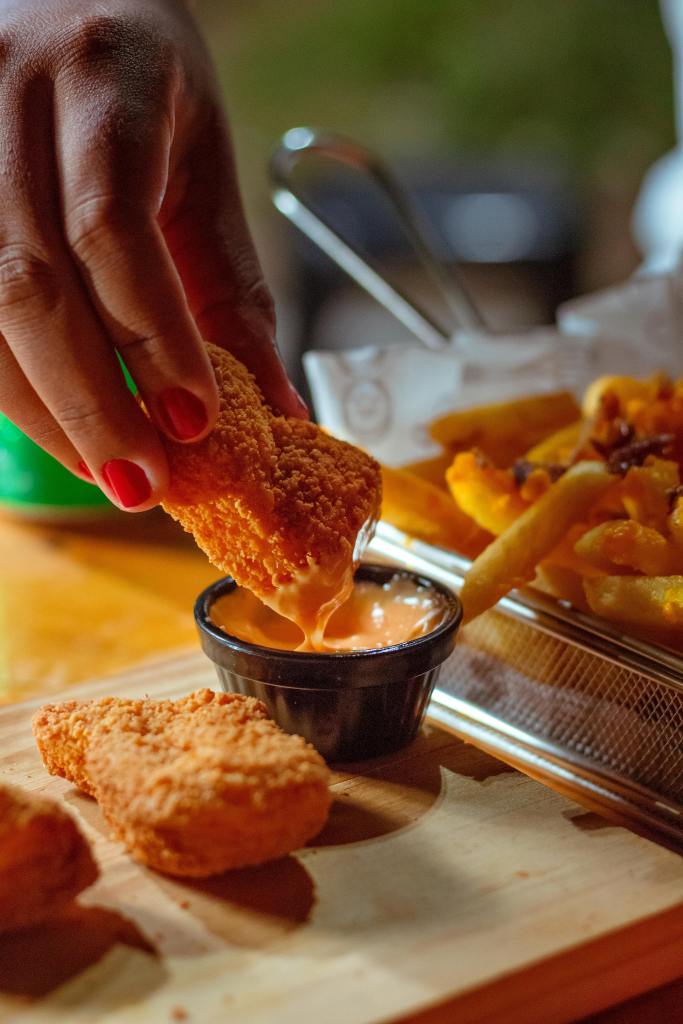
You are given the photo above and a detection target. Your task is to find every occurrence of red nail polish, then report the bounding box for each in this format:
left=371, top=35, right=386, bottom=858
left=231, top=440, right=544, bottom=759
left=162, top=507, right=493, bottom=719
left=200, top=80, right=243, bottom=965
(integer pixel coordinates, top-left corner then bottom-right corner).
left=158, top=388, right=208, bottom=441
left=102, top=459, right=151, bottom=508
left=77, top=460, right=94, bottom=480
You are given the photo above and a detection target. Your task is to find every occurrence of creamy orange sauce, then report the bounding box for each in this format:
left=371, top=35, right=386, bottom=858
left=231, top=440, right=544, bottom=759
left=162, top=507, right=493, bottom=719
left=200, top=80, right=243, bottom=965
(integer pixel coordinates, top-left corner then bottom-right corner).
left=254, top=509, right=380, bottom=650
left=210, top=575, right=447, bottom=653
left=261, top=555, right=355, bottom=651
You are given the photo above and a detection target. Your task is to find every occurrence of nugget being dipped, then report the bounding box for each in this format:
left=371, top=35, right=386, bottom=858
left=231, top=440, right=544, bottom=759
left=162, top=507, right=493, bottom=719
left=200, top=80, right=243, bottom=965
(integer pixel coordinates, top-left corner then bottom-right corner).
left=0, top=784, right=98, bottom=932
left=161, top=344, right=381, bottom=648
left=33, top=689, right=331, bottom=877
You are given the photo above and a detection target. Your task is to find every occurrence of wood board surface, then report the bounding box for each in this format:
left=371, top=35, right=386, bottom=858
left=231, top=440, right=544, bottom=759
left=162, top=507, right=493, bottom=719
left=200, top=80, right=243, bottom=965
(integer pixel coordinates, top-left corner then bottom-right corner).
left=1, top=651, right=682, bottom=1024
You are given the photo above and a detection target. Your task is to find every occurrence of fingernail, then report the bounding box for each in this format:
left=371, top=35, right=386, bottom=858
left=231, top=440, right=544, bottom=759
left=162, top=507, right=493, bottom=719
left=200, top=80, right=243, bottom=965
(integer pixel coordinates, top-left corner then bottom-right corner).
left=102, top=459, right=152, bottom=508
left=157, top=388, right=208, bottom=441
left=77, top=460, right=94, bottom=480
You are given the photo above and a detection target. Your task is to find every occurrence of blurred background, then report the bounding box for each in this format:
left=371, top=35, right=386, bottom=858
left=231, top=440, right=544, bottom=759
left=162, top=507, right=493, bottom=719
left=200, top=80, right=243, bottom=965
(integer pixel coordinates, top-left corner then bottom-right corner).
left=195, top=0, right=675, bottom=390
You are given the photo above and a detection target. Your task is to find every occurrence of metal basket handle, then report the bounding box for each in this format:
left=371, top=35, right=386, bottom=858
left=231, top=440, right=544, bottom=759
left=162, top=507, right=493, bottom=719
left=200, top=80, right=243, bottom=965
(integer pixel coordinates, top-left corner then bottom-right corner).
left=269, top=126, right=485, bottom=351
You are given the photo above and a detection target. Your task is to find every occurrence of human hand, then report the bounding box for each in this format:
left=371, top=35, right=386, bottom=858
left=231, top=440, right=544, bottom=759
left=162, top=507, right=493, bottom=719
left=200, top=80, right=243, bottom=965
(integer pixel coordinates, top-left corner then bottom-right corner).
left=0, top=0, right=306, bottom=510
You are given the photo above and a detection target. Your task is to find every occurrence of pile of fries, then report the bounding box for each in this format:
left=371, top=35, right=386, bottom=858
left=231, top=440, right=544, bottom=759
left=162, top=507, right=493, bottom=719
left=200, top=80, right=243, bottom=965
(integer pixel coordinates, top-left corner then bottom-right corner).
left=381, top=374, right=683, bottom=646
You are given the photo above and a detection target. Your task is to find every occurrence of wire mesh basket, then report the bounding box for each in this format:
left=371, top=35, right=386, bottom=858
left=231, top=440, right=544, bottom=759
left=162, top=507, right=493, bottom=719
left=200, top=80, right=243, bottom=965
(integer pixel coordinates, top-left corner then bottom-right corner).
left=369, top=523, right=683, bottom=849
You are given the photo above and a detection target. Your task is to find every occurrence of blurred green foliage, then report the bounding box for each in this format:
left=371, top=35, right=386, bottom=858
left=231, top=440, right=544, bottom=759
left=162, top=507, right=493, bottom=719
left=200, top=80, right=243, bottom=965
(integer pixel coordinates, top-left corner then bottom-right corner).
left=203, top=0, right=673, bottom=182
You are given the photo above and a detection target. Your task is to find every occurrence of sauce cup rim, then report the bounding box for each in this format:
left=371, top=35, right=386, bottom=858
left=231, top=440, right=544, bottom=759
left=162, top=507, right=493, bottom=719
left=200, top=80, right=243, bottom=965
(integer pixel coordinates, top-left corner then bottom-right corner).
left=194, top=563, right=463, bottom=689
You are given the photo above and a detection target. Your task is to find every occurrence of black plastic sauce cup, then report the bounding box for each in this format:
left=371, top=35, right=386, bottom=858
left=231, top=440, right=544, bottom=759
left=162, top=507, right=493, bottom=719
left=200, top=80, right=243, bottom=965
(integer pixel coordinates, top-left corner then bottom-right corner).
left=194, top=563, right=462, bottom=763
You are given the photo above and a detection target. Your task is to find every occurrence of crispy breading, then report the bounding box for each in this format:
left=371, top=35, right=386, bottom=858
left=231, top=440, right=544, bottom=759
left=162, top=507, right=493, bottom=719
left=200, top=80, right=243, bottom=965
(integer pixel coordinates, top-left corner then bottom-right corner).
left=160, top=344, right=381, bottom=603
left=33, top=689, right=332, bottom=877
left=0, top=784, right=98, bottom=932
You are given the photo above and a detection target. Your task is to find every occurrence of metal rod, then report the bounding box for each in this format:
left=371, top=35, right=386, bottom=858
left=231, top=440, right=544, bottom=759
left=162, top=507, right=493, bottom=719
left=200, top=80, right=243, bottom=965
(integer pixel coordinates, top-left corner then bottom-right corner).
left=272, top=188, right=449, bottom=350
left=269, top=126, right=486, bottom=348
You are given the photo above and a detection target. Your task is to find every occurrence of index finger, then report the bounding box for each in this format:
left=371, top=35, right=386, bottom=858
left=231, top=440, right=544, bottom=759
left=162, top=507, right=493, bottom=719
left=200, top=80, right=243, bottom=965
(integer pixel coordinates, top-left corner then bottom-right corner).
left=54, top=51, right=221, bottom=446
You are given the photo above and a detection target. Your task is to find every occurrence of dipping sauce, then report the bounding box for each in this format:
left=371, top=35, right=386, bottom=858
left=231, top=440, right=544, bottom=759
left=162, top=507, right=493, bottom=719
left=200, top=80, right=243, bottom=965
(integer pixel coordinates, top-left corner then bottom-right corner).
left=210, top=574, right=448, bottom=653
left=256, top=512, right=379, bottom=651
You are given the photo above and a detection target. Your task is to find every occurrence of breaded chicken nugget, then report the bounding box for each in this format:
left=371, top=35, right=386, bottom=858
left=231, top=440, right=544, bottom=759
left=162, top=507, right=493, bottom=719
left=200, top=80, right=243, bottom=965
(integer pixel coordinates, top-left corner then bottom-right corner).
left=0, top=784, right=98, bottom=932
left=161, top=344, right=381, bottom=636
left=33, top=689, right=331, bottom=877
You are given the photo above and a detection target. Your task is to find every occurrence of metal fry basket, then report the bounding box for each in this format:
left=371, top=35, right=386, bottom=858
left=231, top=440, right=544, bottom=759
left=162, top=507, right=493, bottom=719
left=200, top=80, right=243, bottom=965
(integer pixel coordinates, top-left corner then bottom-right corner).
left=370, top=523, right=683, bottom=849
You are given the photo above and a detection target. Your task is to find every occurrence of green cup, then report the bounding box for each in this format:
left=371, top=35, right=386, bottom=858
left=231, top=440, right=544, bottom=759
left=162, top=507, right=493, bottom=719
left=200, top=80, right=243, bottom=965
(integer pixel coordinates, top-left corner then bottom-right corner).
left=0, top=414, right=113, bottom=520
left=0, top=357, right=140, bottom=520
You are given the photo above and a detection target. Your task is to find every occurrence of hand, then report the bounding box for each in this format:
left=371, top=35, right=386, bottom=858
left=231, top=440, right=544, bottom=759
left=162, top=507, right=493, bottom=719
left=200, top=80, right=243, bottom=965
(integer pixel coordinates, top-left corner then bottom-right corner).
left=0, top=0, right=307, bottom=510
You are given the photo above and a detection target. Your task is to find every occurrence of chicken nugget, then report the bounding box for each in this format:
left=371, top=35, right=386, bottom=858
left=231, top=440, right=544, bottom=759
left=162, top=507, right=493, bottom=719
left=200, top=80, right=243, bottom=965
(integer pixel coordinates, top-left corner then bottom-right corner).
left=33, top=689, right=331, bottom=877
left=0, top=784, right=98, bottom=932
left=161, top=344, right=381, bottom=643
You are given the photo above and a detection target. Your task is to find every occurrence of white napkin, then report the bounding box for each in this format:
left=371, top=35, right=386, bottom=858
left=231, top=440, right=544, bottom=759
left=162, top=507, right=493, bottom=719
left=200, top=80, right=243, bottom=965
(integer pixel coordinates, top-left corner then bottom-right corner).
left=558, top=270, right=683, bottom=377
left=304, top=297, right=672, bottom=464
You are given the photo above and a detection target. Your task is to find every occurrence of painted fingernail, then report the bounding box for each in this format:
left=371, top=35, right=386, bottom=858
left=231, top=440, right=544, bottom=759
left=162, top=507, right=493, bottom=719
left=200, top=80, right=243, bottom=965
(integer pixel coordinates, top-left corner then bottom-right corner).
left=77, top=460, right=94, bottom=481
left=102, top=459, right=151, bottom=508
left=158, top=388, right=208, bottom=441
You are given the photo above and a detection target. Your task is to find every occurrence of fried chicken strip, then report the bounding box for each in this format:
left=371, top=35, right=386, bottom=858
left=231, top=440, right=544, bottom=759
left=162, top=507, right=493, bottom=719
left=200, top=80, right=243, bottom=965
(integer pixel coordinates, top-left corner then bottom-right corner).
left=0, top=784, right=98, bottom=932
left=161, top=344, right=382, bottom=643
left=33, top=689, right=331, bottom=877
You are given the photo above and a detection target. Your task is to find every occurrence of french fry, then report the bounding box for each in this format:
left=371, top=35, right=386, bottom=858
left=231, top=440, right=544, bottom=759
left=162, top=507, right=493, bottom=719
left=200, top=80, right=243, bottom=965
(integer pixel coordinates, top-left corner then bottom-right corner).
left=460, top=462, right=614, bottom=622
left=381, top=465, right=491, bottom=558
left=669, top=496, right=683, bottom=550
left=534, top=564, right=590, bottom=611
left=574, top=520, right=683, bottom=576
left=430, top=391, right=580, bottom=467
left=544, top=523, right=604, bottom=577
left=525, top=420, right=583, bottom=464
left=585, top=375, right=683, bottom=462
left=619, top=458, right=680, bottom=533
left=584, top=575, right=683, bottom=632
left=446, top=451, right=528, bottom=536
left=582, top=376, right=652, bottom=418
left=518, top=467, right=556, bottom=503
left=400, top=452, right=452, bottom=490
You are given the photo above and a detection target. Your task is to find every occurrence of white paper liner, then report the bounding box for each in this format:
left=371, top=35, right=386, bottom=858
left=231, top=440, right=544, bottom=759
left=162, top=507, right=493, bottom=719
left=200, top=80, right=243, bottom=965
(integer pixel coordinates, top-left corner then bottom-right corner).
left=304, top=274, right=683, bottom=464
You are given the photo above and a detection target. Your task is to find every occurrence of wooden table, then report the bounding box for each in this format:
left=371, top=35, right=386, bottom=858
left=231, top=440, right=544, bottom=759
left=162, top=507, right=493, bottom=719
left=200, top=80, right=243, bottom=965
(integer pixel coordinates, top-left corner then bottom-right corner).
left=0, top=512, right=220, bottom=705
left=0, top=513, right=681, bottom=1023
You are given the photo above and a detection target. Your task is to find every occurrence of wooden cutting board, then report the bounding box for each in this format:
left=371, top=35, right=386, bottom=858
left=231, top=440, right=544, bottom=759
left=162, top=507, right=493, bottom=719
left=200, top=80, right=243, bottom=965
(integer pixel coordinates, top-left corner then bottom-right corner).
left=1, top=651, right=682, bottom=1024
